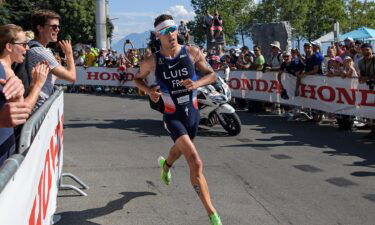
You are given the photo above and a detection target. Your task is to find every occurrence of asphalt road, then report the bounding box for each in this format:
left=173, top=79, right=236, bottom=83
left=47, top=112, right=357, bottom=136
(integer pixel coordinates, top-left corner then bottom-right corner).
left=56, top=93, right=375, bottom=225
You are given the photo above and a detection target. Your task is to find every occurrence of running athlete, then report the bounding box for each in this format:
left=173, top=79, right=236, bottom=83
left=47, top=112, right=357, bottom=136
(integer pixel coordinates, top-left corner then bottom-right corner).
left=134, top=14, right=222, bottom=225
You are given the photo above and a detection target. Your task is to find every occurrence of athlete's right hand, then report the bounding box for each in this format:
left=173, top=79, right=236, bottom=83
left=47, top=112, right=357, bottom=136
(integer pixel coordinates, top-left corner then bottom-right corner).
left=148, top=86, right=162, bottom=103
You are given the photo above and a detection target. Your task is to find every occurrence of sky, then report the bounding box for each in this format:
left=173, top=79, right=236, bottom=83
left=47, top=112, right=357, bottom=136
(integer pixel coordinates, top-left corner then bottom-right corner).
left=109, top=0, right=196, bottom=42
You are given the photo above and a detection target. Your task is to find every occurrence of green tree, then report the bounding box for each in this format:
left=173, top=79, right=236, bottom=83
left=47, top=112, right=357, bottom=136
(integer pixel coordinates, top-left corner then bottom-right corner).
left=190, top=0, right=255, bottom=46
left=345, top=0, right=375, bottom=31
left=0, top=0, right=113, bottom=46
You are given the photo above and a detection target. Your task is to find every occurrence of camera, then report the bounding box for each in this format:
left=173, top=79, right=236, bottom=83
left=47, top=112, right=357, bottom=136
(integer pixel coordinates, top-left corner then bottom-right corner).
left=366, top=79, right=375, bottom=90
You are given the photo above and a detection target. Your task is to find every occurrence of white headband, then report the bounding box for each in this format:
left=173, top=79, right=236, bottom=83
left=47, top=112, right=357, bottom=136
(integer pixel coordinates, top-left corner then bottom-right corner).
left=155, top=19, right=176, bottom=32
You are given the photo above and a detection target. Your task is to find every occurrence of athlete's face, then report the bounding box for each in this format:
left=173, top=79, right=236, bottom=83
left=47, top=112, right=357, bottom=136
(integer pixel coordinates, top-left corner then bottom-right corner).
left=157, top=25, right=178, bottom=49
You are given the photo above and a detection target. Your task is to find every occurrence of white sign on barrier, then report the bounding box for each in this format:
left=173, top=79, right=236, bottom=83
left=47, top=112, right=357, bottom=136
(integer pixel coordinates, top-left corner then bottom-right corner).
left=56, top=66, right=139, bottom=87
left=0, top=93, right=64, bottom=225
left=227, top=71, right=375, bottom=119
left=57, top=67, right=374, bottom=119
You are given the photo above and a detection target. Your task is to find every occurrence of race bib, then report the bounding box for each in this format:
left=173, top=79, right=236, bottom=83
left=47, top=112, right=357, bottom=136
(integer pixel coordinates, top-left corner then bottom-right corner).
left=177, top=95, right=190, bottom=104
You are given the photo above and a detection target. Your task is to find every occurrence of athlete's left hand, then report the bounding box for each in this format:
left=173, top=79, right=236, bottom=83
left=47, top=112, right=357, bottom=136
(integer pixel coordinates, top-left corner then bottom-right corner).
left=181, top=79, right=199, bottom=91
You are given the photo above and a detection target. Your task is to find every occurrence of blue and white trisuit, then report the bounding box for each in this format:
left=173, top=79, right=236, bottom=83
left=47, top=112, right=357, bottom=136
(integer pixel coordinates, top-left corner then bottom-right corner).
left=154, top=46, right=200, bottom=142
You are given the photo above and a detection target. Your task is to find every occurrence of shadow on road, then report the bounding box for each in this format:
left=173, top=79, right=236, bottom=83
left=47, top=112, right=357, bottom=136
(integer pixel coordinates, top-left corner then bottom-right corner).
left=198, top=127, right=230, bottom=137
left=64, top=119, right=169, bottom=137
left=57, top=191, right=157, bottom=225
left=231, top=111, right=375, bottom=170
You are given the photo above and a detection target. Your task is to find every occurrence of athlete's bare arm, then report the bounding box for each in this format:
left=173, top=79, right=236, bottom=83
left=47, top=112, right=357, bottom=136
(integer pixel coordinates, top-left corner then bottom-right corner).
left=181, top=46, right=216, bottom=91
left=134, top=55, right=161, bottom=102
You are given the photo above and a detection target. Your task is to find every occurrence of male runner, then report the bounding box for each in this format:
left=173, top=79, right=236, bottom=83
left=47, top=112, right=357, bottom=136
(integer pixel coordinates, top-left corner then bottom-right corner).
left=134, top=14, right=222, bottom=225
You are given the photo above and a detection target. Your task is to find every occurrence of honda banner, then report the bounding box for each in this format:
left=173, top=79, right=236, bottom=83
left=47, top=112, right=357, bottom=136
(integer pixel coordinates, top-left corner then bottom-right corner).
left=227, top=71, right=375, bottom=119
left=58, top=67, right=374, bottom=119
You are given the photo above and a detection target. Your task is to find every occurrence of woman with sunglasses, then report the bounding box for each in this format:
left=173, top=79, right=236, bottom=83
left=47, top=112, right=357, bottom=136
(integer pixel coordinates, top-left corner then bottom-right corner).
left=135, top=14, right=222, bottom=225
left=0, top=24, right=33, bottom=165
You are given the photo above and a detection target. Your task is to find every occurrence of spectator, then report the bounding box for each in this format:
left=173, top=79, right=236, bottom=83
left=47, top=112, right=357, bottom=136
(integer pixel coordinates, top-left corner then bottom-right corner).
left=236, top=51, right=252, bottom=70
left=251, top=45, right=265, bottom=71
left=339, top=56, right=357, bottom=79
left=358, top=43, right=375, bottom=84
left=266, top=41, right=282, bottom=71
left=302, top=42, right=323, bottom=75
left=322, top=46, right=336, bottom=74
left=28, top=10, right=76, bottom=109
left=327, top=56, right=343, bottom=77
left=221, top=55, right=231, bottom=82
left=203, top=10, right=213, bottom=31
left=84, top=46, right=97, bottom=67
left=0, top=24, right=34, bottom=165
left=358, top=43, right=375, bottom=139
left=126, top=49, right=139, bottom=68
left=98, top=48, right=107, bottom=67
left=210, top=10, right=223, bottom=42
left=334, top=42, right=345, bottom=56
left=178, top=20, right=189, bottom=44
left=228, top=48, right=238, bottom=69
left=278, top=51, right=305, bottom=99
left=353, top=40, right=363, bottom=72
left=74, top=49, right=84, bottom=66
left=341, top=37, right=354, bottom=59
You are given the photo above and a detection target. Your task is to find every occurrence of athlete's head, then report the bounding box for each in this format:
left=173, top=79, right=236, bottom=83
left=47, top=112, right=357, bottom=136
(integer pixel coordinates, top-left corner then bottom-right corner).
left=154, top=14, right=178, bottom=49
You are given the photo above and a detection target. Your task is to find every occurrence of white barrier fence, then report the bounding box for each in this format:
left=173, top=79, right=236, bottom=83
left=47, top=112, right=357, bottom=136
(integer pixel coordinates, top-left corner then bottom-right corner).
left=0, top=92, right=64, bottom=225
left=228, top=71, right=375, bottom=119
left=57, top=67, right=375, bottom=119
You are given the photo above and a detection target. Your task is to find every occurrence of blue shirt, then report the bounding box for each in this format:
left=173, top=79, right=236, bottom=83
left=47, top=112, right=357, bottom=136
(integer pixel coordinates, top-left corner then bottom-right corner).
left=305, top=52, right=323, bottom=74
left=0, top=63, right=16, bottom=166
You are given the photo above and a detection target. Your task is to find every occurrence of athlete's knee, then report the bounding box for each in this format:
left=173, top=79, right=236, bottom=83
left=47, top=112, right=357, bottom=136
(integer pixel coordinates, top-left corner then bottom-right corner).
left=187, top=153, right=203, bottom=172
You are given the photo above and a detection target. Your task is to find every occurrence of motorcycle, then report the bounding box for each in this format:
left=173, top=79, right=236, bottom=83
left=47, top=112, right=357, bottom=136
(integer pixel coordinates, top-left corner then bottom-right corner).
left=148, top=77, right=242, bottom=136
left=197, top=77, right=242, bottom=136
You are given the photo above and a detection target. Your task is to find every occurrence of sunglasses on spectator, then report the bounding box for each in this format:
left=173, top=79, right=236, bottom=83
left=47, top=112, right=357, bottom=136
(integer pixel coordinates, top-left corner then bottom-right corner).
left=45, top=24, right=60, bottom=31
left=12, top=42, right=28, bottom=48
left=159, top=26, right=177, bottom=36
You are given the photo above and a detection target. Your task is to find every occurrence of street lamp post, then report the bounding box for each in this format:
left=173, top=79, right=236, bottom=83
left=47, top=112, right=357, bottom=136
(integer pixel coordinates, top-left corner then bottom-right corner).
left=96, top=0, right=107, bottom=49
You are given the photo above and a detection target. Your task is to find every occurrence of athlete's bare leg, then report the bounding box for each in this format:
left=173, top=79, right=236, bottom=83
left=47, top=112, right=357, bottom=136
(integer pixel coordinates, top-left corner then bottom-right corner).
left=163, top=144, right=183, bottom=172
left=174, top=134, right=216, bottom=216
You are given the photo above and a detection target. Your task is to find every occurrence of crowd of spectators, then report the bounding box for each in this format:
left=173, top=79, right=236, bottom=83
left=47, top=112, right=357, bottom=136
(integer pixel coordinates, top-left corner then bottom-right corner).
left=202, top=38, right=375, bottom=139
left=1, top=7, right=374, bottom=169
left=0, top=9, right=76, bottom=167
left=74, top=46, right=145, bottom=69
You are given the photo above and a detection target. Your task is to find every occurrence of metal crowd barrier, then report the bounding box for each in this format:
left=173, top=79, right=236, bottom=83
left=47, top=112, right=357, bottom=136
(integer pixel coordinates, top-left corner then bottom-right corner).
left=0, top=86, right=88, bottom=198
left=0, top=87, right=63, bottom=193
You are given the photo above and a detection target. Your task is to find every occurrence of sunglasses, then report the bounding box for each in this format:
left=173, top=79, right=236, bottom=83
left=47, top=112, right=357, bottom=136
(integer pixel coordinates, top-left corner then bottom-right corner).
left=45, top=24, right=60, bottom=31
left=159, top=26, right=177, bottom=36
left=12, top=42, right=28, bottom=48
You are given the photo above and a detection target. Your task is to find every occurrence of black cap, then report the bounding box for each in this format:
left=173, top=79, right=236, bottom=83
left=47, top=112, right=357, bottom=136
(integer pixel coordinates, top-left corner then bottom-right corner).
left=241, top=46, right=249, bottom=51
left=361, top=43, right=372, bottom=49
left=304, top=42, right=312, bottom=47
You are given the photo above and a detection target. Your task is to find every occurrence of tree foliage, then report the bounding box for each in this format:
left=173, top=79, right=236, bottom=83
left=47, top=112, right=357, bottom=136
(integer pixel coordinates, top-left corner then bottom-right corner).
left=189, top=0, right=375, bottom=45
left=189, top=0, right=255, bottom=46
left=0, top=0, right=113, bottom=46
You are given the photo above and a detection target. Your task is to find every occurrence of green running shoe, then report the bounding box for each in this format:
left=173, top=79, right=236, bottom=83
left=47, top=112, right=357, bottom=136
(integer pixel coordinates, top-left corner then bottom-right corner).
left=158, top=156, right=171, bottom=185
left=209, top=212, right=222, bottom=225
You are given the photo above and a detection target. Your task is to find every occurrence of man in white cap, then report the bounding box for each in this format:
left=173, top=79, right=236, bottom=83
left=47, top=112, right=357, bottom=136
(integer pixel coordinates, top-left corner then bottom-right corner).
left=311, top=41, right=324, bottom=66
left=341, top=37, right=355, bottom=59
left=266, top=41, right=282, bottom=71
